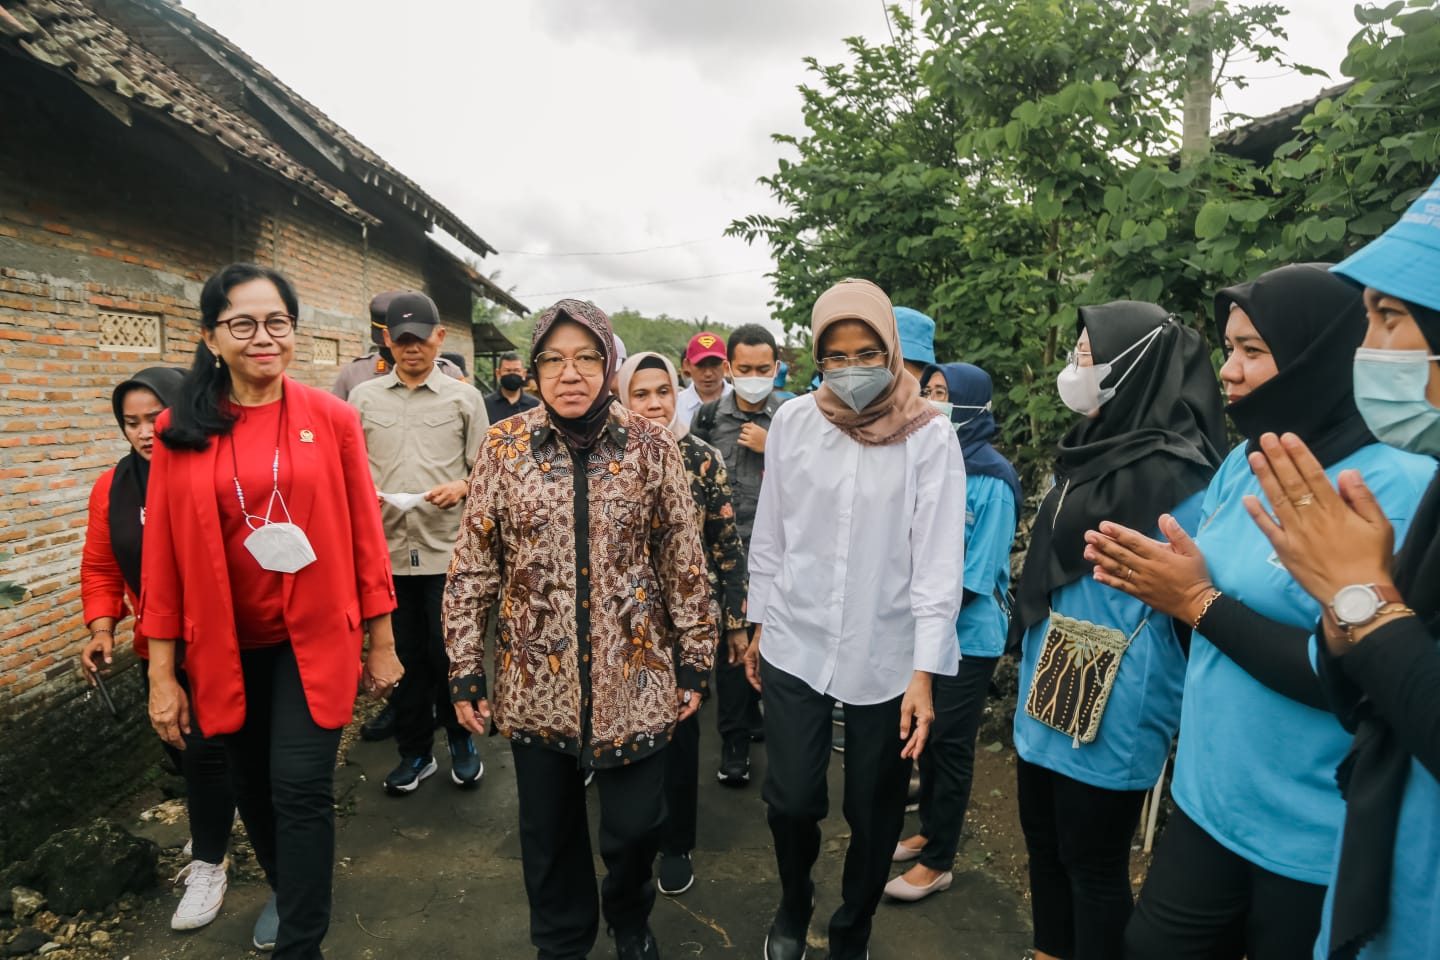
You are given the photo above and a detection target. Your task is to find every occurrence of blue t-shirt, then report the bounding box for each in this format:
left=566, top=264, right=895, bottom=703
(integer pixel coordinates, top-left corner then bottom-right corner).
left=1173, top=442, right=1435, bottom=885
left=956, top=474, right=1017, bottom=658
left=1014, top=491, right=1204, bottom=791
left=1314, top=759, right=1440, bottom=958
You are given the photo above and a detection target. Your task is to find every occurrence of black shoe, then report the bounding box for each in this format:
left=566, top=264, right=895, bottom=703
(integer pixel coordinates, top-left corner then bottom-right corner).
left=657, top=852, right=694, bottom=896
left=763, top=899, right=811, bottom=960
left=614, top=925, right=659, bottom=959
left=716, top=738, right=750, bottom=785
left=447, top=731, right=483, bottom=787
left=383, top=755, right=437, bottom=795
left=360, top=703, right=397, bottom=741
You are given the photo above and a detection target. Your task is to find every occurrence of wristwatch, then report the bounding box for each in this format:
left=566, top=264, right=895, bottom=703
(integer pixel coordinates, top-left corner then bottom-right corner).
left=1330, top=583, right=1407, bottom=641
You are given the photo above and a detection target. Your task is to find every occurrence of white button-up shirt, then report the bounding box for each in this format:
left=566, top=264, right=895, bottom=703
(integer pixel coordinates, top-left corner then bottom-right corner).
left=676, top=380, right=733, bottom=426
left=747, top=395, right=965, bottom=704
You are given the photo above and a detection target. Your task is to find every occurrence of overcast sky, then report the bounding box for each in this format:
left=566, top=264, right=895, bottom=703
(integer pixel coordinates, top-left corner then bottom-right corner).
left=181, top=0, right=1361, bottom=334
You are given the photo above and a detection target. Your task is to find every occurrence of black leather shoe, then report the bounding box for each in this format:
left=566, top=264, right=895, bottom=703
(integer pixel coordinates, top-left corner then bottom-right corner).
left=615, top=925, right=659, bottom=959
left=360, top=703, right=397, bottom=741
left=763, top=924, right=806, bottom=960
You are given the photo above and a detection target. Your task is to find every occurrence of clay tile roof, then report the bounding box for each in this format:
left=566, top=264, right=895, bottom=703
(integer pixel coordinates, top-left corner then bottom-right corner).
left=0, top=0, right=378, bottom=225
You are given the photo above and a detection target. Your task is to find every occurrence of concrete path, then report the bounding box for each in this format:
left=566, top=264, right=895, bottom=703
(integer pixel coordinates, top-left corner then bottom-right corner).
left=124, top=726, right=1031, bottom=959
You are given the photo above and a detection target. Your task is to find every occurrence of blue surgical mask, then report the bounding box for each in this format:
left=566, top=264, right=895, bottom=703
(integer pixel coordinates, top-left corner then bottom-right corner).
left=1353, top=347, right=1440, bottom=456
left=825, top=366, right=893, bottom=412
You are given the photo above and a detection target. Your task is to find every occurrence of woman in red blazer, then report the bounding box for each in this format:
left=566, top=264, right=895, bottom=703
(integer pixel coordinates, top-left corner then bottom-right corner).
left=81, top=365, right=236, bottom=933
left=140, top=263, right=401, bottom=960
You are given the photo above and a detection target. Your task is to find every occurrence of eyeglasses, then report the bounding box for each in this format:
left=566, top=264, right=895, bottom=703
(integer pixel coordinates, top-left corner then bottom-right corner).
left=921, top=385, right=949, bottom=400
left=217, top=315, right=296, bottom=340
left=816, top=349, right=887, bottom=372
left=1066, top=347, right=1092, bottom=366
left=533, top=350, right=606, bottom=378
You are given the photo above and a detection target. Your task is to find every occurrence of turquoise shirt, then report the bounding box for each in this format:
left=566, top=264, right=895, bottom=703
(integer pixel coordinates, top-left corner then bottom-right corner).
left=1014, top=491, right=1204, bottom=792
left=1314, top=759, right=1440, bottom=958
left=1173, top=442, right=1435, bottom=885
left=956, top=474, right=1017, bottom=658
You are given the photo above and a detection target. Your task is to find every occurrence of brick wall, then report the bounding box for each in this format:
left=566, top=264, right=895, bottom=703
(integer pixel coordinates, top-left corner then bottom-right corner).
left=0, top=66, right=478, bottom=861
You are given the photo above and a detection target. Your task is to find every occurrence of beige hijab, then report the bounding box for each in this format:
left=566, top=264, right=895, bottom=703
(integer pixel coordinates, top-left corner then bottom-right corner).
left=812, top=279, right=942, bottom=446
left=617, top=351, right=689, bottom=439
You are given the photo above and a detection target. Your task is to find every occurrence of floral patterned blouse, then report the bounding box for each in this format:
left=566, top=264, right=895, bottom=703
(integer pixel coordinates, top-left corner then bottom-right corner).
left=444, top=402, right=717, bottom=768
left=676, top=433, right=747, bottom=633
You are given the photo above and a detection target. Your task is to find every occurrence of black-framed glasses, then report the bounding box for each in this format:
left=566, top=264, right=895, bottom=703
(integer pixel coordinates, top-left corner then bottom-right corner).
left=533, top=350, right=606, bottom=378
left=217, top=315, right=296, bottom=340
left=817, top=349, right=887, bottom=372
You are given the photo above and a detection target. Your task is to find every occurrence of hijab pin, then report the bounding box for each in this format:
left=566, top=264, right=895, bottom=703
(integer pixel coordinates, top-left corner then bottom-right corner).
left=299, top=429, right=314, bottom=443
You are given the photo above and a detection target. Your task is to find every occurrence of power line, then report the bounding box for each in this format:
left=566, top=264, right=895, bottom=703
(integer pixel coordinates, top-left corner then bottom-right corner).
left=497, top=238, right=719, bottom=258
left=517, top=268, right=766, bottom=299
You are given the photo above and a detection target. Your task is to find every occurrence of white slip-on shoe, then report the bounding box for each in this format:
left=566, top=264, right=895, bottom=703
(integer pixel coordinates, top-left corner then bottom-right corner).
left=891, top=842, right=923, bottom=863
left=171, top=860, right=227, bottom=930
left=883, top=870, right=953, bottom=902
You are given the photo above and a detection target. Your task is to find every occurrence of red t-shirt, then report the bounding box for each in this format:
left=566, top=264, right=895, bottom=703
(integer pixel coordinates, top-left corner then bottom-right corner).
left=214, top=399, right=290, bottom=648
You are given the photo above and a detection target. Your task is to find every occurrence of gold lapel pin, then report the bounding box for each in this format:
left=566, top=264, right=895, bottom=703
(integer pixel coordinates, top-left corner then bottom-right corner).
left=299, top=429, right=314, bottom=443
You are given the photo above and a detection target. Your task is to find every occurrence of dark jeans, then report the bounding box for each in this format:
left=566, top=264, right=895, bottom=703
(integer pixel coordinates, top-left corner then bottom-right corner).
left=1125, top=807, right=1326, bottom=960
left=715, top=623, right=762, bottom=746
left=392, top=574, right=465, bottom=759
left=759, top=657, right=909, bottom=955
left=142, top=666, right=236, bottom=865
left=916, top=655, right=997, bottom=871
left=1016, top=756, right=1147, bottom=960
left=661, top=708, right=701, bottom=855
left=512, top=742, right=667, bottom=960
left=226, top=643, right=343, bottom=960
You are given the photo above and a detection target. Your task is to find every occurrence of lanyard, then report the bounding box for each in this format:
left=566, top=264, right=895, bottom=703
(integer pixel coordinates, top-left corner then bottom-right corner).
left=229, top=392, right=287, bottom=526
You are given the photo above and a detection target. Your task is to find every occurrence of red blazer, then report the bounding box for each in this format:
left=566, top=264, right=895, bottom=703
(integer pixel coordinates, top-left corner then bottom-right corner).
left=81, top=467, right=150, bottom=658
left=139, top=378, right=396, bottom=736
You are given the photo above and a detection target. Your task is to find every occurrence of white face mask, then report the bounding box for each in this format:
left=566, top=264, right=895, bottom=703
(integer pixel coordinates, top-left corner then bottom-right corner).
left=244, top=518, right=317, bottom=574
left=733, top=376, right=774, bottom=404
left=1055, top=324, right=1165, bottom=416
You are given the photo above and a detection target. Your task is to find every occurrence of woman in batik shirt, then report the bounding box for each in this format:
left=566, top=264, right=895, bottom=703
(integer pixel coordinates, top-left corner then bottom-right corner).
left=443, top=299, right=715, bottom=960
left=618, top=349, right=747, bottom=897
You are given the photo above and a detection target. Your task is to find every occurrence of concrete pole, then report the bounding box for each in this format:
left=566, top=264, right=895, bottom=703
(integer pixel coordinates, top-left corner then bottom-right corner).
left=1181, top=0, right=1215, bottom=166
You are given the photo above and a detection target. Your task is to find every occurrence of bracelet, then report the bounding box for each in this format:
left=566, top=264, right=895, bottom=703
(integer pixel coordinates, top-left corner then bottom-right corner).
left=1192, top=589, right=1223, bottom=631
left=90, top=628, right=114, bottom=638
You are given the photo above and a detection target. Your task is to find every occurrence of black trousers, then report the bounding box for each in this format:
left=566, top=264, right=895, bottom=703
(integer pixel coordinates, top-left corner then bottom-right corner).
left=1016, top=756, right=1147, bottom=960
left=143, top=666, right=236, bottom=865
left=512, top=742, right=667, bottom=960
left=661, top=707, right=701, bottom=855
left=1125, top=807, right=1326, bottom=960
left=392, top=574, right=464, bottom=759
left=916, top=655, right=997, bottom=871
left=715, top=623, right=762, bottom=745
left=225, top=644, right=343, bottom=960
left=759, top=657, right=910, bottom=955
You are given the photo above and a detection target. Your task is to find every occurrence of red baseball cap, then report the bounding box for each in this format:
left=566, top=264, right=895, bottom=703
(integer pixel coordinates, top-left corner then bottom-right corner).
left=685, top=331, right=727, bottom=364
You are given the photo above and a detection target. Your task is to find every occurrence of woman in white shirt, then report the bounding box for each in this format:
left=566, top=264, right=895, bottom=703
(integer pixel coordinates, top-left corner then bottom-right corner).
left=742, top=278, right=967, bottom=960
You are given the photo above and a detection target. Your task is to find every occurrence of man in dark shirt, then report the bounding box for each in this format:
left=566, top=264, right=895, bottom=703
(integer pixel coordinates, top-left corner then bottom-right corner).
left=691, top=323, right=787, bottom=785
left=483, top=350, right=540, bottom=424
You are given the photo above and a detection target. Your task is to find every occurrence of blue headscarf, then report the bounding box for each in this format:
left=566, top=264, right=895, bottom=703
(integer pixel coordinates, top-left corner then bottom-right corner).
left=920, top=362, right=1022, bottom=512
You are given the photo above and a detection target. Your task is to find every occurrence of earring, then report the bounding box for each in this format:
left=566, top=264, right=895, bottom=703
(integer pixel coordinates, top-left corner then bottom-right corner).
left=214, top=355, right=222, bottom=369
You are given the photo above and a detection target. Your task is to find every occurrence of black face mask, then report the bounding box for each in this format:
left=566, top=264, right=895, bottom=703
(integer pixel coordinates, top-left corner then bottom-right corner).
left=500, top=373, right=525, bottom=392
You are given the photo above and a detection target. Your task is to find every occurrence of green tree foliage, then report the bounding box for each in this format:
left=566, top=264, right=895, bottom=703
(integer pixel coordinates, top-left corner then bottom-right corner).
left=729, top=0, right=1439, bottom=486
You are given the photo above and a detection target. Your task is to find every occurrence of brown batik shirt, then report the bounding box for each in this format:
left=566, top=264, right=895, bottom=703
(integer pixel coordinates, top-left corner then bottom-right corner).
left=676, top=433, right=747, bottom=633
left=444, top=402, right=717, bottom=768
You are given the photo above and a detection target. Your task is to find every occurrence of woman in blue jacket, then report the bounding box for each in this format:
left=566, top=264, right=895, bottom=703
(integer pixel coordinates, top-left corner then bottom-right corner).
left=887, top=362, right=1021, bottom=902
left=1012, top=302, right=1227, bottom=960
left=1085, top=263, right=1435, bottom=959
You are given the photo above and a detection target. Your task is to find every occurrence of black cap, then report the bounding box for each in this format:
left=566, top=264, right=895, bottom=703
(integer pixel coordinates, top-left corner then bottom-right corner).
left=368, top=291, right=400, bottom=346
left=385, top=292, right=441, bottom=342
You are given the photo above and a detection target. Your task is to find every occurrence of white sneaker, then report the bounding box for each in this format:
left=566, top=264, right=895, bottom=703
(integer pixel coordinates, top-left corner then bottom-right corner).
left=171, top=860, right=227, bottom=930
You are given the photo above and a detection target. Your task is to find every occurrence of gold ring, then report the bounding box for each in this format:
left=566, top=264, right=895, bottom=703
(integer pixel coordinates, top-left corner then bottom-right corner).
left=1125, top=567, right=1134, bottom=582
left=1294, top=495, right=1315, bottom=508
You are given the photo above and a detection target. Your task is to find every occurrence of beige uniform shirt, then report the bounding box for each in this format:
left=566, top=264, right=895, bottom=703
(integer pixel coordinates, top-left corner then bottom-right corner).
left=349, top=368, right=488, bottom=576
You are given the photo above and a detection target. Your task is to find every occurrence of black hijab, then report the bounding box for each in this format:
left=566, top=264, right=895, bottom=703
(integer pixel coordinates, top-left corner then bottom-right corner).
left=108, top=367, right=185, bottom=594
left=1327, top=299, right=1440, bottom=960
left=1013, top=302, right=1228, bottom=632
left=530, top=299, right=618, bottom=451
left=1217, top=263, right=1375, bottom=466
